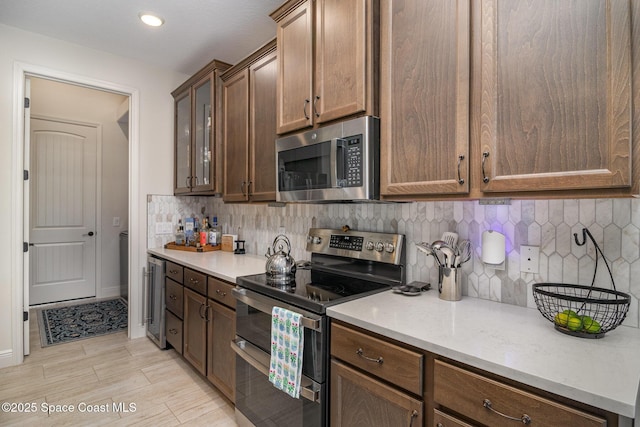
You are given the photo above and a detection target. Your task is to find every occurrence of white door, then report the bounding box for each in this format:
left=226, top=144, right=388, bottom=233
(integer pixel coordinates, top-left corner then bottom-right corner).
left=29, top=117, right=98, bottom=305
left=23, top=78, right=31, bottom=355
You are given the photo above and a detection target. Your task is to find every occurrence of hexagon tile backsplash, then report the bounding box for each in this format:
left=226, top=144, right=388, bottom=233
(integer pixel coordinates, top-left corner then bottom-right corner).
left=147, top=195, right=639, bottom=328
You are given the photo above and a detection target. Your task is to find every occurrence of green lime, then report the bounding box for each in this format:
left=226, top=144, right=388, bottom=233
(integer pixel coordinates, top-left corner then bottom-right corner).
left=567, top=316, right=583, bottom=331
left=554, top=312, right=570, bottom=327
left=562, top=309, right=578, bottom=317
left=582, top=317, right=602, bottom=334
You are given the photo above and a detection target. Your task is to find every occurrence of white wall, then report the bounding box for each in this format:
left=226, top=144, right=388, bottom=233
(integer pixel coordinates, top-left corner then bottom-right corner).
left=0, top=24, right=188, bottom=366
left=30, top=77, right=129, bottom=298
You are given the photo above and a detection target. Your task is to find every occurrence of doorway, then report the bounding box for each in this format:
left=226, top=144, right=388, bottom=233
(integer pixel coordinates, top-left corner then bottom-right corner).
left=23, top=76, right=131, bottom=354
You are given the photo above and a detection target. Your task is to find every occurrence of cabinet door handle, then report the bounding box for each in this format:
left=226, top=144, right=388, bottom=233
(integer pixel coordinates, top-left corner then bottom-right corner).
left=313, top=95, right=320, bottom=118
left=355, top=348, right=383, bottom=364
left=185, top=176, right=191, bottom=188
left=247, top=181, right=252, bottom=196
left=303, top=99, right=310, bottom=120
left=409, top=410, right=419, bottom=427
left=169, top=328, right=178, bottom=335
left=241, top=181, right=246, bottom=196
left=192, top=176, right=199, bottom=187
left=482, top=399, right=531, bottom=425
left=169, top=269, right=179, bottom=275
left=457, top=154, right=465, bottom=185
left=169, top=294, right=178, bottom=301
left=481, top=151, right=490, bottom=183
left=215, top=289, right=227, bottom=297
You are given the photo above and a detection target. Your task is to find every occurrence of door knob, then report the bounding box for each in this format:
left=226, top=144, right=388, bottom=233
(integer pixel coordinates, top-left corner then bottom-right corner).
left=83, top=231, right=95, bottom=236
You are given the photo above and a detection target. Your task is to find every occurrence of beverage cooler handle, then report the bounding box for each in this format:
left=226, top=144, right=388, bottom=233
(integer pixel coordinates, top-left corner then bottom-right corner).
left=147, top=265, right=154, bottom=324
left=141, top=267, right=148, bottom=325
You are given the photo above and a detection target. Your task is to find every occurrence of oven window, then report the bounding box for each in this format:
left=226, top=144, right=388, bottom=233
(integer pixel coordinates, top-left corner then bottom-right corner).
left=235, top=302, right=327, bottom=383
left=236, top=355, right=325, bottom=427
left=278, top=141, right=331, bottom=191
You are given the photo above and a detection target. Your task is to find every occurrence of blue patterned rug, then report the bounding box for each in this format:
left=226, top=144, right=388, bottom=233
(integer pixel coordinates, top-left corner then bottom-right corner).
left=38, top=298, right=128, bottom=347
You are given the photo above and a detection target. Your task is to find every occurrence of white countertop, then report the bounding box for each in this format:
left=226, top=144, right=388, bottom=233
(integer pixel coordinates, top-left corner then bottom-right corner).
left=147, top=248, right=266, bottom=283
left=327, top=290, right=640, bottom=420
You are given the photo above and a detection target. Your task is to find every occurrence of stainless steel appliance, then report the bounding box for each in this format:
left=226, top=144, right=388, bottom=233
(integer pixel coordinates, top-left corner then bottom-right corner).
left=276, top=116, right=380, bottom=203
left=233, top=228, right=405, bottom=427
left=145, top=256, right=166, bottom=349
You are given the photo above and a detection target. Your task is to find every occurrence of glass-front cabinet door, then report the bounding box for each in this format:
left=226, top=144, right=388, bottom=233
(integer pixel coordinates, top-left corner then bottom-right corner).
left=174, top=90, right=192, bottom=194
left=191, top=75, right=213, bottom=192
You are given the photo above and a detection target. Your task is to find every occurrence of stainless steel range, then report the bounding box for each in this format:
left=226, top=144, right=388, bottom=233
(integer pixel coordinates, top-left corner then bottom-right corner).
left=232, top=228, right=405, bottom=427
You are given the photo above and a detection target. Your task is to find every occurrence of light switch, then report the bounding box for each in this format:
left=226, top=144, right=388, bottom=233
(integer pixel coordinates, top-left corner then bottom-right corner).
left=113, top=217, right=120, bottom=227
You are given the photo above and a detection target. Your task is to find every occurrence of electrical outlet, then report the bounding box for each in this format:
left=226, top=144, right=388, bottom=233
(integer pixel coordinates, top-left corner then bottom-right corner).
left=520, top=246, right=540, bottom=273
left=113, top=217, right=120, bottom=227
left=155, top=222, right=173, bottom=235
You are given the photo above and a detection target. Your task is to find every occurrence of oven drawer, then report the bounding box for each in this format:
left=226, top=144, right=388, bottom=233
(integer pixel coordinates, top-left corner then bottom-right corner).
left=165, top=261, right=184, bottom=284
left=184, top=268, right=207, bottom=295
left=208, top=276, right=236, bottom=309
left=330, top=322, right=423, bottom=396
left=165, top=278, right=183, bottom=318
left=433, top=360, right=607, bottom=427
left=165, top=310, right=183, bottom=354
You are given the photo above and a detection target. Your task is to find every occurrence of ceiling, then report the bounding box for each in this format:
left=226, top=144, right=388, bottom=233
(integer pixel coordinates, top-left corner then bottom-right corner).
left=0, top=0, right=284, bottom=75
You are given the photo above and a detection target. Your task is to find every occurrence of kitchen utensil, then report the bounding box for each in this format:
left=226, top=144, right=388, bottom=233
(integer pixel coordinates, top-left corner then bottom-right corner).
left=455, top=240, right=472, bottom=267
left=416, top=242, right=442, bottom=267
left=265, top=234, right=297, bottom=280
left=442, top=231, right=459, bottom=248
left=431, top=240, right=454, bottom=267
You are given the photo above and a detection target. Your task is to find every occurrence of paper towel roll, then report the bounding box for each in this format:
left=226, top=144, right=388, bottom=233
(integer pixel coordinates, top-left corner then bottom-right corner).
left=482, top=230, right=505, bottom=264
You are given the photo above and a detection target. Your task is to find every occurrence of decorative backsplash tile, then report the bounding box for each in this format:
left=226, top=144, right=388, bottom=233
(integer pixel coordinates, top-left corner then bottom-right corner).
left=147, top=195, right=639, bottom=329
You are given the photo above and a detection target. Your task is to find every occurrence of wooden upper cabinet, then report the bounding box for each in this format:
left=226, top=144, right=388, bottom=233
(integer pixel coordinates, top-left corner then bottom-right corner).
left=272, top=0, right=378, bottom=135
left=380, top=0, right=470, bottom=198
left=223, top=69, right=250, bottom=202
left=250, top=50, right=278, bottom=201
left=222, top=39, right=278, bottom=203
left=478, top=0, right=632, bottom=193
left=274, top=0, right=313, bottom=134
left=172, top=60, right=231, bottom=195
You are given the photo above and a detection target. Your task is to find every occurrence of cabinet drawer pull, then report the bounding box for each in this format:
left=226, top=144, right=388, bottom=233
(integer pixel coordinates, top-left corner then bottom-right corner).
left=215, top=289, right=227, bottom=297
left=436, top=424, right=443, bottom=427
left=481, top=151, right=490, bottom=183
left=355, top=348, right=383, bottom=364
left=169, top=294, right=178, bottom=301
left=483, top=399, right=531, bottom=425
left=457, top=154, right=465, bottom=185
left=189, top=277, right=199, bottom=284
left=169, top=328, right=178, bottom=335
left=169, top=269, right=179, bottom=275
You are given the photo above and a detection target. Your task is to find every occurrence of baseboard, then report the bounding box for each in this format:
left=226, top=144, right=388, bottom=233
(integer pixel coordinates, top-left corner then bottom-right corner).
left=98, top=285, right=122, bottom=299
left=0, top=349, right=15, bottom=369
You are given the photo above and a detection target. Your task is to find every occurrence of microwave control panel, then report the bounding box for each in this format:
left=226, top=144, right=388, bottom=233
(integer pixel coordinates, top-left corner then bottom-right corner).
left=345, top=135, right=363, bottom=187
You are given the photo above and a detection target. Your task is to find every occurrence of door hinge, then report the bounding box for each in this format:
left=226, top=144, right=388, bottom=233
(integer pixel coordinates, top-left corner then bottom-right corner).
left=24, top=97, right=30, bottom=108
left=24, top=170, right=29, bottom=181
left=23, top=242, right=29, bottom=252
left=23, top=311, right=29, bottom=322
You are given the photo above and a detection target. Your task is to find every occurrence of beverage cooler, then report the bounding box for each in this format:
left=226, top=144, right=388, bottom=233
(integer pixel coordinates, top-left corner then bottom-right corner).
left=145, top=256, right=166, bottom=348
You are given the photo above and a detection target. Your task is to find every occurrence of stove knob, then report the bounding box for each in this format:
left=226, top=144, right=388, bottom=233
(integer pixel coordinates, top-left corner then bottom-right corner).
left=375, top=242, right=384, bottom=252
left=365, top=240, right=375, bottom=251
left=384, top=242, right=395, bottom=253
left=312, top=236, right=322, bottom=245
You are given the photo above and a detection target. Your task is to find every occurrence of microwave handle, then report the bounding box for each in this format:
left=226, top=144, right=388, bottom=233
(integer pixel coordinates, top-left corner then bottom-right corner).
left=331, top=138, right=347, bottom=188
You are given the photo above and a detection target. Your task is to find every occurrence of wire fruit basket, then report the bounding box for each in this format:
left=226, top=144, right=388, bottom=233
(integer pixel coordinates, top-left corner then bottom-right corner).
left=532, top=229, right=631, bottom=339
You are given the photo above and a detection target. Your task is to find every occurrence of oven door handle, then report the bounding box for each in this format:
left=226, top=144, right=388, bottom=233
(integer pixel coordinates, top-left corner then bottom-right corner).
left=232, top=287, right=322, bottom=332
left=231, top=338, right=321, bottom=403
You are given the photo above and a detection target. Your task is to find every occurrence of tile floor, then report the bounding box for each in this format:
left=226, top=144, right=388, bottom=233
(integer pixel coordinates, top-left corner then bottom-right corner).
left=0, top=310, right=237, bottom=426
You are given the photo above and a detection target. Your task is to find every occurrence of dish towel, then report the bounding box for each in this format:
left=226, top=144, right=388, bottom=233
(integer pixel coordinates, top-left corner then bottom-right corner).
left=269, top=306, right=304, bottom=399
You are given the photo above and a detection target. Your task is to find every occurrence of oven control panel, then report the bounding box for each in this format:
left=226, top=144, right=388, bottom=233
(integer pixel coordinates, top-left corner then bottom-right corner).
left=306, top=228, right=404, bottom=265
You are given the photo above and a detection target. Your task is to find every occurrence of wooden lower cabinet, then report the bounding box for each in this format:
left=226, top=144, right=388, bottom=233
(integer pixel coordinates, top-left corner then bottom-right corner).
left=433, top=359, right=608, bottom=427
left=206, top=300, right=236, bottom=402
left=183, top=287, right=208, bottom=376
left=331, top=360, right=423, bottom=427
left=165, top=310, right=183, bottom=354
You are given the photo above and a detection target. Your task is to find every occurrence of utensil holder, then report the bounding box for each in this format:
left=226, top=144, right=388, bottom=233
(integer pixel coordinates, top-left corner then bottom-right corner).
left=439, top=267, right=461, bottom=301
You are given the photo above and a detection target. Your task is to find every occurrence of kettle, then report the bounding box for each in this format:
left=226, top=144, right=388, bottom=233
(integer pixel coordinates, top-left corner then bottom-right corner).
left=265, top=234, right=297, bottom=280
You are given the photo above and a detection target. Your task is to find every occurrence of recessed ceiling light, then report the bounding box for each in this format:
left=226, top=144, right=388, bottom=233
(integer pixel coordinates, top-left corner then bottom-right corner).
left=139, top=13, right=164, bottom=27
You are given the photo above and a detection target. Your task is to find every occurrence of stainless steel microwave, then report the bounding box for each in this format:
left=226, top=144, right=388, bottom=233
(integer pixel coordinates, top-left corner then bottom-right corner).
left=276, top=116, right=380, bottom=202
